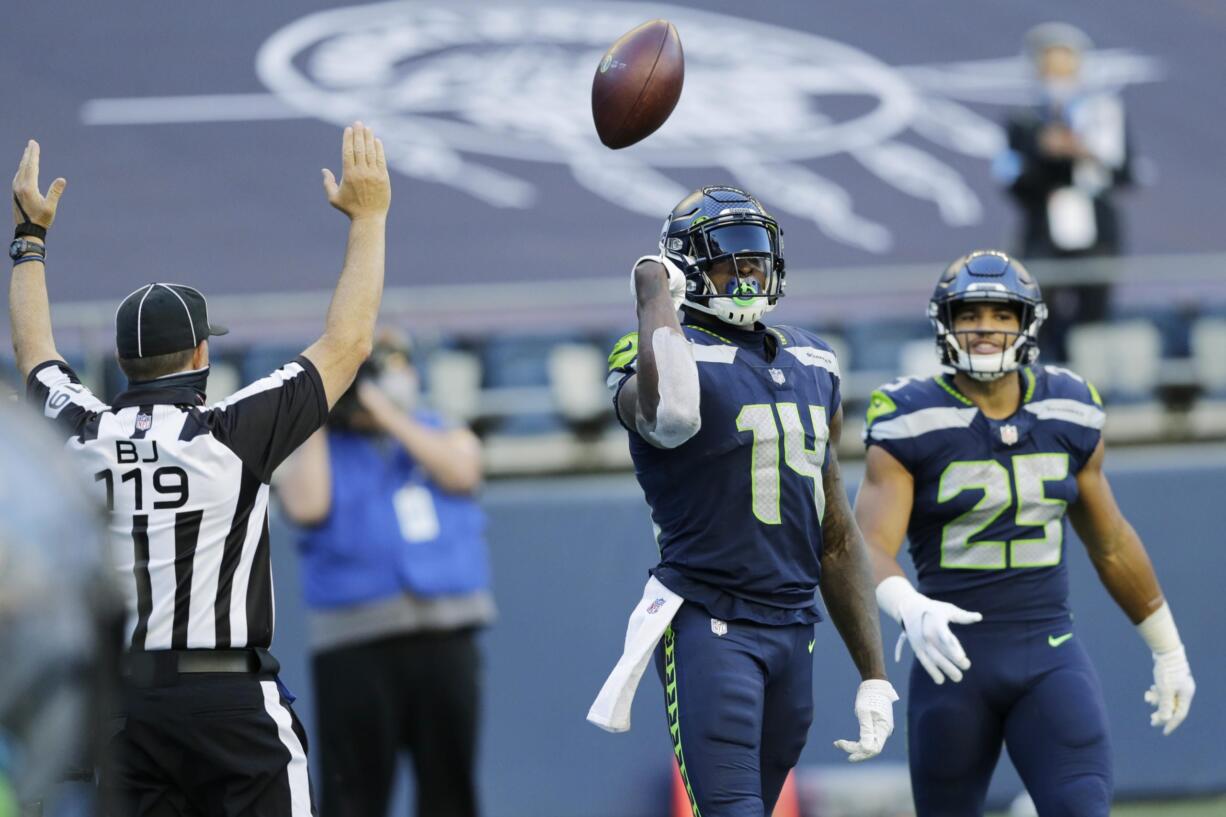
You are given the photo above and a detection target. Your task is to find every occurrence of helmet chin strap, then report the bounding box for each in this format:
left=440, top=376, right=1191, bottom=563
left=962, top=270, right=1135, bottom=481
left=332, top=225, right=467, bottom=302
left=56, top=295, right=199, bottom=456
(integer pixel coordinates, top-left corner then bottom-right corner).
left=685, top=295, right=769, bottom=326
left=684, top=256, right=775, bottom=326
left=944, top=332, right=1028, bottom=381
left=964, top=361, right=1012, bottom=382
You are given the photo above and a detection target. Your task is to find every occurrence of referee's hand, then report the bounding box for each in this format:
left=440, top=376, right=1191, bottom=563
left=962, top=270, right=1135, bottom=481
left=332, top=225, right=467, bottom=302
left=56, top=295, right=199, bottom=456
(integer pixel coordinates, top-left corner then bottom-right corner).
left=321, top=121, right=391, bottom=221
left=12, top=139, right=67, bottom=230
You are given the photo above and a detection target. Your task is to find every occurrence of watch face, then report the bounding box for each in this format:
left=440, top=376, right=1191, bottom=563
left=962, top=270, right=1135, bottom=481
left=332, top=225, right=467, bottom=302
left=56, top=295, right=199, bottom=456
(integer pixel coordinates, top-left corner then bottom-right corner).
left=9, top=239, right=42, bottom=260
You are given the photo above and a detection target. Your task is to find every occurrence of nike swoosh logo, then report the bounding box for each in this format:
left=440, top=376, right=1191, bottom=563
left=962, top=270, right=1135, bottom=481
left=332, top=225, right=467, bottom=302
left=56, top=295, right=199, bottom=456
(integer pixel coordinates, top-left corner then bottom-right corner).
left=613, top=341, right=632, bottom=357
left=1048, top=633, right=1074, bottom=648
left=808, top=639, right=816, bottom=654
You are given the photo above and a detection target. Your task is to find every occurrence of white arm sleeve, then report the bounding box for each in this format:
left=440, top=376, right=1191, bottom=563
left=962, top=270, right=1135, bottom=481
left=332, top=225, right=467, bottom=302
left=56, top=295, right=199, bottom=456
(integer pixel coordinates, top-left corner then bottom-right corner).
left=636, top=327, right=701, bottom=448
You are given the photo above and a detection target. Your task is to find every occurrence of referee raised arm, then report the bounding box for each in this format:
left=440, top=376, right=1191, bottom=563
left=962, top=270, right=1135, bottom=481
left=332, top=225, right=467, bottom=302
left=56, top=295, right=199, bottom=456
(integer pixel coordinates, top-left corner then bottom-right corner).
left=8, top=122, right=390, bottom=817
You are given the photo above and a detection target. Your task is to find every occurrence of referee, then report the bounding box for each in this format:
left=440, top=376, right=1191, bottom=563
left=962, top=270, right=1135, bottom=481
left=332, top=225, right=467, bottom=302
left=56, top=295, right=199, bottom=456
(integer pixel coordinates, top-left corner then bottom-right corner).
left=8, top=122, right=390, bottom=816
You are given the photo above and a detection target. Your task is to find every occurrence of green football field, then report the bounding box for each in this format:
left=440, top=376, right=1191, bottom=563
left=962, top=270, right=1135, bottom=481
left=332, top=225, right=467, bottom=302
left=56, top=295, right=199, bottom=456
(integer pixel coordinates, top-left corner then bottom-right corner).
left=987, top=796, right=1226, bottom=817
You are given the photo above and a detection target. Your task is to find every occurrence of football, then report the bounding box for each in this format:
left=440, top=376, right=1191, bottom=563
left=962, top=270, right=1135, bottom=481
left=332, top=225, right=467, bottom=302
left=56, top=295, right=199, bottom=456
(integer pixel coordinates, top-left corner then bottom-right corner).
left=591, top=19, right=684, bottom=149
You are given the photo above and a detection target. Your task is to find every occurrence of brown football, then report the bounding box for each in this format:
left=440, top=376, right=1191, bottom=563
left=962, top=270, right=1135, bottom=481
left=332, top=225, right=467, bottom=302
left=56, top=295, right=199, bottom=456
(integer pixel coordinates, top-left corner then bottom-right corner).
left=591, top=19, right=684, bottom=149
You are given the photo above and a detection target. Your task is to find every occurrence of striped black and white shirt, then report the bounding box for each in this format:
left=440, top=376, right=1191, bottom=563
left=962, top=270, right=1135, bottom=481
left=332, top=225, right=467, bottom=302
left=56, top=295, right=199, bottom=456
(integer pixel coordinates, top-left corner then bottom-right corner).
left=28, top=356, right=328, bottom=652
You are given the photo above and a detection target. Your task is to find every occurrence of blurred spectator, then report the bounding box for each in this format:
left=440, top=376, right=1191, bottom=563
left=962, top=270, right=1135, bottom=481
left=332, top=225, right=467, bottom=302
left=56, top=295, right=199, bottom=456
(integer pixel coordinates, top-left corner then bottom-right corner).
left=0, top=402, right=122, bottom=817
left=276, top=332, right=494, bottom=817
left=994, top=22, right=1134, bottom=361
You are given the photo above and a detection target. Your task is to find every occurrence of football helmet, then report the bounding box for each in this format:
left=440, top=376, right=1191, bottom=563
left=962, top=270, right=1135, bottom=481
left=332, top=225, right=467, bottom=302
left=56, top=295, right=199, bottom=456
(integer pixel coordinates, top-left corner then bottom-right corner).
left=929, top=250, right=1046, bottom=381
left=659, top=186, right=785, bottom=326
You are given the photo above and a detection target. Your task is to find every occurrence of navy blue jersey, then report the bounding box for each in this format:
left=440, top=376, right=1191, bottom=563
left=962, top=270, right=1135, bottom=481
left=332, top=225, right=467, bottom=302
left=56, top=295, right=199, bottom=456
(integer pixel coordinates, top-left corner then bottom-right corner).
left=863, top=366, right=1104, bottom=622
left=610, top=318, right=842, bottom=624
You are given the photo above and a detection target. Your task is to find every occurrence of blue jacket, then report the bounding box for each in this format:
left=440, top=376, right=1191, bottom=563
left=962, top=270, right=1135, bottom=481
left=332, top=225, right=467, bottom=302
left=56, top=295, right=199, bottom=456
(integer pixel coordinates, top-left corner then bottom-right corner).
left=296, top=414, right=490, bottom=609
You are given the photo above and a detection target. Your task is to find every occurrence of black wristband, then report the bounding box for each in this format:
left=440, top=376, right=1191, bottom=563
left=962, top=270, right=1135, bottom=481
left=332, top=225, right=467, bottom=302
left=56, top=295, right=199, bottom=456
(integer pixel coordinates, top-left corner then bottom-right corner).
left=13, top=195, right=48, bottom=240
left=14, top=222, right=47, bottom=241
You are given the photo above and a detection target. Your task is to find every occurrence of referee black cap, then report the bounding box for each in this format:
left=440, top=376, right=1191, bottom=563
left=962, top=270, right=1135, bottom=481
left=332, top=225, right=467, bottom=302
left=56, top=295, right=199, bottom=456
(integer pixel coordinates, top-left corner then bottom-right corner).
left=115, top=283, right=229, bottom=359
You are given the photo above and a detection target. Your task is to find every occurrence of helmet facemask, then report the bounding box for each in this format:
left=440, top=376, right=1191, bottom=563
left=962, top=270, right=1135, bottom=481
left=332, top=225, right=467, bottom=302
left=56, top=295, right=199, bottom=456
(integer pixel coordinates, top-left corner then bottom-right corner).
left=662, top=213, right=786, bottom=327
left=930, top=297, right=1047, bottom=381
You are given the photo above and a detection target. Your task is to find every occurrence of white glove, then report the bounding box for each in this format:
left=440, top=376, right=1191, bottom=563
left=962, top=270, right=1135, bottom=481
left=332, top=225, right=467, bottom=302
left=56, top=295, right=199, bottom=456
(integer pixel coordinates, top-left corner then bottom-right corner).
left=1137, top=604, right=1194, bottom=735
left=876, top=576, right=982, bottom=685
left=1144, top=647, right=1195, bottom=735
left=834, top=679, right=899, bottom=762
left=631, top=254, right=687, bottom=311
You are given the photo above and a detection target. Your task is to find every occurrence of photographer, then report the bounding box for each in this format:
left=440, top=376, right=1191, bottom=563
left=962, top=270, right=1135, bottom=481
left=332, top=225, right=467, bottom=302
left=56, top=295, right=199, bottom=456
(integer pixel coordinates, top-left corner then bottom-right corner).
left=994, top=23, right=1134, bottom=360
left=277, top=333, right=493, bottom=817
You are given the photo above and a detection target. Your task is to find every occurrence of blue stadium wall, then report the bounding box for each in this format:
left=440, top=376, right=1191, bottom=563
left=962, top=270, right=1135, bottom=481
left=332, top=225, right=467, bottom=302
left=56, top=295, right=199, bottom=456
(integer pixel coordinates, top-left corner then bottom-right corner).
left=268, top=449, right=1225, bottom=817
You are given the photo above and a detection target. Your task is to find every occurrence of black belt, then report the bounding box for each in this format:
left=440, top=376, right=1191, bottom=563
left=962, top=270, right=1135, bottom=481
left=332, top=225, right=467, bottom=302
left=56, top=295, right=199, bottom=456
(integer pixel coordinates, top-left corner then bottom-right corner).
left=122, top=648, right=280, bottom=687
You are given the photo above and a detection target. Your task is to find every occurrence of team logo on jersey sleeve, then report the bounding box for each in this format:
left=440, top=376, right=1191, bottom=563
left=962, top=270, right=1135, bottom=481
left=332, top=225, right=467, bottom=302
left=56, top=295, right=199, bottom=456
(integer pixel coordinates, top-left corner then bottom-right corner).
left=1000, top=424, right=1018, bottom=445
left=135, top=412, right=153, bottom=432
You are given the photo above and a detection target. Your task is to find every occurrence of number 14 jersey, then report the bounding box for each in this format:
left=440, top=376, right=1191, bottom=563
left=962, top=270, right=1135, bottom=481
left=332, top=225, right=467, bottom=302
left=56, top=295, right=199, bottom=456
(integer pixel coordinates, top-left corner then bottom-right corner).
left=863, top=366, right=1104, bottom=622
left=610, top=319, right=842, bottom=626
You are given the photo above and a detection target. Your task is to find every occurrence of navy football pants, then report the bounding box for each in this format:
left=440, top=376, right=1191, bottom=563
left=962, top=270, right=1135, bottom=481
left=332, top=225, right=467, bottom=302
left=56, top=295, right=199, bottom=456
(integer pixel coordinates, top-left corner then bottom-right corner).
left=907, top=616, right=1112, bottom=817
left=654, top=603, right=815, bottom=817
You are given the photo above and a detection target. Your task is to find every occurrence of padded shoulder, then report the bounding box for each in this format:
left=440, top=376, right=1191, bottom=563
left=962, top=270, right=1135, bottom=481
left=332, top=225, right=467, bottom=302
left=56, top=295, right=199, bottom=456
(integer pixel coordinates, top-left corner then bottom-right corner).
left=1034, top=365, right=1103, bottom=407
left=606, top=330, right=639, bottom=394
left=607, top=331, right=639, bottom=374
left=866, top=376, right=956, bottom=423
left=770, top=325, right=841, bottom=379
left=863, top=376, right=977, bottom=442
left=1022, top=365, right=1106, bottom=431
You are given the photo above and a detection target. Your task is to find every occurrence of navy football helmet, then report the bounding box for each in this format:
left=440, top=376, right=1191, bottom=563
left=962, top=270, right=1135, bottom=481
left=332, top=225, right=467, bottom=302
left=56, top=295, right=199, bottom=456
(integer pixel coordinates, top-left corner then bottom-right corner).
left=659, top=186, right=785, bottom=326
left=929, top=250, right=1047, bottom=381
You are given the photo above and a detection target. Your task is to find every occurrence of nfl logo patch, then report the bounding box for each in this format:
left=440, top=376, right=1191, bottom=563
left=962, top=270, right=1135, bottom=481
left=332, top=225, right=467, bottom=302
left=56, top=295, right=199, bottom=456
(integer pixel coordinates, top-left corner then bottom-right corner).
left=1000, top=424, right=1018, bottom=445
left=135, top=412, right=153, bottom=432
left=710, top=618, right=728, bottom=637
left=769, top=368, right=786, bottom=385
left=645, top=597, right=666, bottom=615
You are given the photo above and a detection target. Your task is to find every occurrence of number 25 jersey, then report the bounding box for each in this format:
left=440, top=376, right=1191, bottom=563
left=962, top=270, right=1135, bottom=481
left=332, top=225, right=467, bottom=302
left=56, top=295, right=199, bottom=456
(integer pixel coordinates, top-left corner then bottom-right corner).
left=863, top=365, right=1104, bottom=622
left=610, top=319, right=842, bottom=625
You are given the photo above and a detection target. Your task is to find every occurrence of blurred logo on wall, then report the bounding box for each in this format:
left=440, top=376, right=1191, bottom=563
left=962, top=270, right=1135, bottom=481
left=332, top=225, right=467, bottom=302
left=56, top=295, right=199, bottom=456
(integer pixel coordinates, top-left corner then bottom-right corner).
left=85, top=1, right=1163, bottom=255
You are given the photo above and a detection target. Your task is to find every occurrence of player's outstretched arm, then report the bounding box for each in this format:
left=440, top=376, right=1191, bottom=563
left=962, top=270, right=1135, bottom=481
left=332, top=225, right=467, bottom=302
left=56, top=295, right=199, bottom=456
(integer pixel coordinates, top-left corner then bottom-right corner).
left=302, top=121, right=391, bottom=408
left=9, top=139, right=67, bottom=377
left=1069, top=439, right=1195, bottom=735
left=819, top=409, right=898, bottom=762
left=615, top=259, right=698, bottom=448
left=856, top=445, right=982, bottom=685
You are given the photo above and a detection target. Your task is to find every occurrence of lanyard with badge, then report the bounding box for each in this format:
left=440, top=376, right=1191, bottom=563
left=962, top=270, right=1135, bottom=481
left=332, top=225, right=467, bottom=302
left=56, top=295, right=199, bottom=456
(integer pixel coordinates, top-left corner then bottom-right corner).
left=392, top=465, right=440, bottom=544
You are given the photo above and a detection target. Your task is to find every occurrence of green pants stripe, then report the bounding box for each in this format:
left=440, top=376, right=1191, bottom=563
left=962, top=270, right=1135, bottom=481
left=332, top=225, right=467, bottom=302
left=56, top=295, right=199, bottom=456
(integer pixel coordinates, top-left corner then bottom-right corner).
left=664, top=625, right=701, bottom=817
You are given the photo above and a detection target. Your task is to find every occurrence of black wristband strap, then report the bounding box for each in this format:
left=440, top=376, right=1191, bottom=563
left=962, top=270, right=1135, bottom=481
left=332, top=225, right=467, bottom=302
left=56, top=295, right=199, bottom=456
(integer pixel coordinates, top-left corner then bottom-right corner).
left=14, top=223, right=47, bottom=240
left=13, top=196, right=48, bottom=240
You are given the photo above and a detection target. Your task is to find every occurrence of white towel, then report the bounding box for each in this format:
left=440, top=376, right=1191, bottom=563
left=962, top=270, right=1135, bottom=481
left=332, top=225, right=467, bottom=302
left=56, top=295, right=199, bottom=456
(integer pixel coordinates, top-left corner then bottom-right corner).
left=587, top=576, right=684, bottom=733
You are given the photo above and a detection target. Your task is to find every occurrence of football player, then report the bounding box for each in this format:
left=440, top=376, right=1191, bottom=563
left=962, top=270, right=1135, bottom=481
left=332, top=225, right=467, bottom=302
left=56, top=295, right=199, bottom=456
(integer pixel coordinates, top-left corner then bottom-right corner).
left=599, top=187, right=897, bottom=817
left=855, top=250, right=1196, bottom=816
